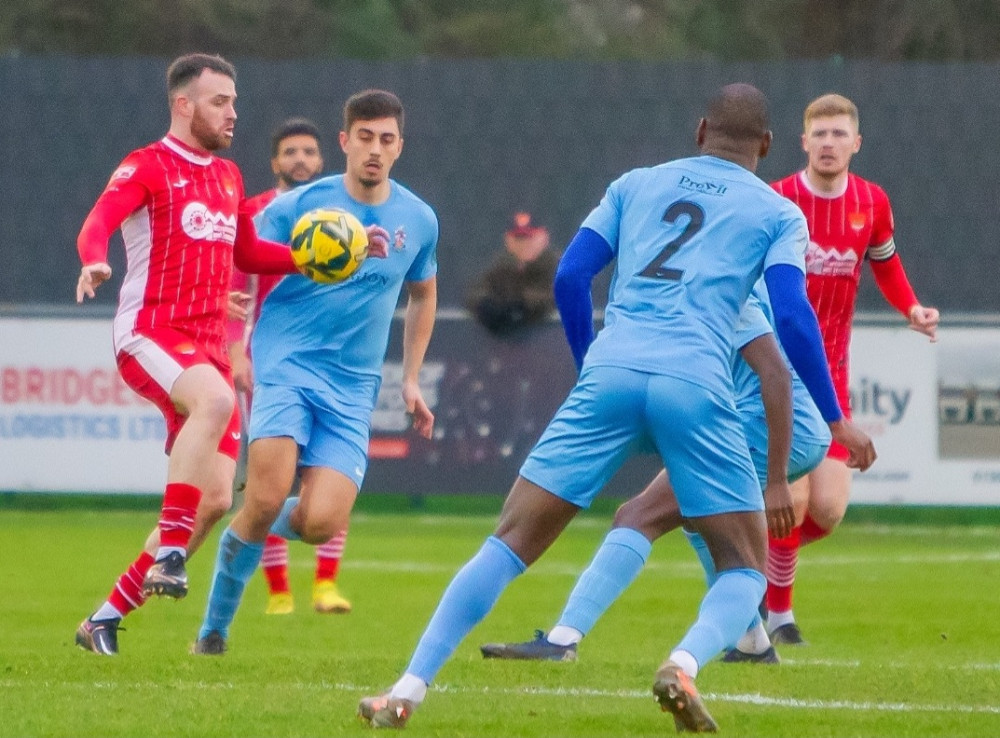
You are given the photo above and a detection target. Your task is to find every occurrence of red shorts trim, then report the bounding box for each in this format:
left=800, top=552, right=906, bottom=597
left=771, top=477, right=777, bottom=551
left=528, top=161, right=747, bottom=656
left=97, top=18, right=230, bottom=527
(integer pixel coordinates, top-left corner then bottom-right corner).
left=116, top=327, right=241, bottom=459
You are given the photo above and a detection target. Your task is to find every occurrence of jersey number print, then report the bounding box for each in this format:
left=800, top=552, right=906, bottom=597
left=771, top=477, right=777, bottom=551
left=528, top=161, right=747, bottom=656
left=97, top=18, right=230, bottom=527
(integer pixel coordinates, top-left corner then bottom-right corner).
left=640, top=200, right=705, bottom=281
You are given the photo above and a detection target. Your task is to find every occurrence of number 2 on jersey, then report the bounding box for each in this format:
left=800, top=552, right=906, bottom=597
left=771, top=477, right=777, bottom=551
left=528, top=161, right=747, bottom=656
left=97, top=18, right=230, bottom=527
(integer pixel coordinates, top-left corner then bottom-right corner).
left=639, top=200, right=705, bottom=280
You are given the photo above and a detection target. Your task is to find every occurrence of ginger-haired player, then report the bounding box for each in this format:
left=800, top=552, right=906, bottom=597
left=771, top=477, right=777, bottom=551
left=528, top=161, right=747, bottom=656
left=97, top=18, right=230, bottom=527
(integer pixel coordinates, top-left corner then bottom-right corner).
left=765, top=93, right=939, bottom=645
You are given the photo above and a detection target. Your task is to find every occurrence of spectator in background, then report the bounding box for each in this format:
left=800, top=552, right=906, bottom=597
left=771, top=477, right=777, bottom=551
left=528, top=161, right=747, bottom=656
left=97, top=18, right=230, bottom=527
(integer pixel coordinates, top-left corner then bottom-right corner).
left=465, top=212, right=559, bottom=336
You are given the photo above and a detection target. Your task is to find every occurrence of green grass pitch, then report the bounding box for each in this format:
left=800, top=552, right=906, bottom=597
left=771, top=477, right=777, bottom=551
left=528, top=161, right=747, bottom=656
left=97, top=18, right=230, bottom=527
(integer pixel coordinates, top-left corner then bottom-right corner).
left=2, top=498, right=999, bottom=737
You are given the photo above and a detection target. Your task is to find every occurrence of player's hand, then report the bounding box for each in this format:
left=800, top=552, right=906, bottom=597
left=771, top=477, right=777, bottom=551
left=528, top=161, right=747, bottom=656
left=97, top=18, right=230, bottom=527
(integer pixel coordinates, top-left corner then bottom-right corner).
left=829, top=419, right=877, bottom=471
left=908, top=305, right=940, bottom=342
left=763, top=478, right=795, bottom=539
left=402, top=380, right=435, bottom=439
left=76, top=262, right=112, bottom=303
left=227, top=291, right=252, bottom=321
left=227, top=342, right=253, bottom=394
left=365, top=225, right=391, bottom=259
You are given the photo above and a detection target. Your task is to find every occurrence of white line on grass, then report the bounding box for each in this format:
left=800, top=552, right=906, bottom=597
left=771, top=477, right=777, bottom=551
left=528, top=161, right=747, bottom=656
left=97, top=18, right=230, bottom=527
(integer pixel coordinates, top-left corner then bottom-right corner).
left=317, top=549, right=1000, bottom=578
left=9, top=680, right=998, bottom=716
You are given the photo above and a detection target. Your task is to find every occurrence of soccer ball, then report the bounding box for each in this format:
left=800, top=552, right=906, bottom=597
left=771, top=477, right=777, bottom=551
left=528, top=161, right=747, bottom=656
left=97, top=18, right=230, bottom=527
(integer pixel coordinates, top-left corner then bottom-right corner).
left=289, top=208, right=369, bottom=284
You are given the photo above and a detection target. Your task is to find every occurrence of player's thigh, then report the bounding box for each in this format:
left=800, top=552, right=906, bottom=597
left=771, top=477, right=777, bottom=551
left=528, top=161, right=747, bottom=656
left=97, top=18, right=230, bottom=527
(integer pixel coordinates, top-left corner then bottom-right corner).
left=117, top=329, right=238, bottom=455
left=519, top=366, right=647, bottom=509
left=612, top=469, right=682, bottom=541
left=244, top=436, right=300, bottom=519
left=297, top=385, right=373, bottom=492
left=789, top=475, right=811, bottom=522
left=494, top=476, right=581, bottom=565
left=806, top=456, right=852, bottom=526
left=646, top=376, right=761, bottom=519
left=685, top=509, right=768, bottom=573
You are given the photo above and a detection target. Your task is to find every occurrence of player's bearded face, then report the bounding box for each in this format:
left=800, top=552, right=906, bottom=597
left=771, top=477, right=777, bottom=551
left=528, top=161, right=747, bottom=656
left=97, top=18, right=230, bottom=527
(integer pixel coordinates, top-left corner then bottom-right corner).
left=802, top=114, right=860, bottom=178
left=274, top=134, right=323, bottom=189
left=188, top=71, right=237, bottom=151
left=341, top=118, right=402, bottom=190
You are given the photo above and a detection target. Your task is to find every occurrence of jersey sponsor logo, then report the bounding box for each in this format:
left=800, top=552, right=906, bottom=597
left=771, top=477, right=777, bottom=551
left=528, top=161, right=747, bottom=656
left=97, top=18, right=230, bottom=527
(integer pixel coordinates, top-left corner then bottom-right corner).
left=172, top=178, right=189, bottom=189
left=848, top=212, right=867, bottom=232
left=110, top=166, right=136, bottom=182
left=678, top=174, right=727, bottom=196
left=393, top=226, right=406, bottom=250
left=180, top=201, right=237, bottom=243
left=805, top=242, right=858, bottom=276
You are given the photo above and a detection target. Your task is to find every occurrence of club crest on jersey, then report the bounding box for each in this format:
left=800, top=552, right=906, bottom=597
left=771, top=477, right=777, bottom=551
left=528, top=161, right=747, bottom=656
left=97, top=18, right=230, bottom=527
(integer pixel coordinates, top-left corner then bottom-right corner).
left=393, top=226, right=406, bottom=250
left=848, top=212, right=867, bottom=233
left=181, top=201, right=237, bottom=243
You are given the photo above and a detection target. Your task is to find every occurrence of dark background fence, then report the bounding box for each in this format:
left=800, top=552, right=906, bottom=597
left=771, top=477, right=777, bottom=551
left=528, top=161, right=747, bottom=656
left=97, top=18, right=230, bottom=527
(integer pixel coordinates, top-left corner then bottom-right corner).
left=2, top=56, right=995, bottom=314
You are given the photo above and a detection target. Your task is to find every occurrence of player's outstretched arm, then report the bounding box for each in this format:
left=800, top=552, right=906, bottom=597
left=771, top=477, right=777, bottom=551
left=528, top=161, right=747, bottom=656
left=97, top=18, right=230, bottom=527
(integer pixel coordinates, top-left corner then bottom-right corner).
left=869, top=253, right=939, bottom=342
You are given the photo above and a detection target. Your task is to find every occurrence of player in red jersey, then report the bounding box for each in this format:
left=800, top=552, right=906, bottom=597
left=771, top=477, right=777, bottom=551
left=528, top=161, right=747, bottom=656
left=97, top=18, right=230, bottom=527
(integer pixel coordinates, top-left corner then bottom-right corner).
left=228, top=118, right=353, bottom=616
left=764, top=93, right=940, bottom=645
left=73, top=53, right=305, bottom=656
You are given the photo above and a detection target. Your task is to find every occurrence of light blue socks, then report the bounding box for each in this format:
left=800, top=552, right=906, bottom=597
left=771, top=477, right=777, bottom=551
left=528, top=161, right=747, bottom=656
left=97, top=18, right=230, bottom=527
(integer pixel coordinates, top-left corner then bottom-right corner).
left=557, top=527, right=652, bottom=635
left=406, top=536, right=526, bottom=684
left=675, top=567, right=767, bottom=669
left=198, top=527, right=265, bottom=640
left=269, top=497, right=301, bottom=541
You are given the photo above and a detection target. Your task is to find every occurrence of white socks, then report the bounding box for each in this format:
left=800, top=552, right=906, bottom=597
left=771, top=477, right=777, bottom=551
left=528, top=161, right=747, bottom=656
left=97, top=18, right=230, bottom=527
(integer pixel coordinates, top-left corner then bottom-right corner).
left=668, top=649, right=699, bottom=679
left=735, top=622, right=772, bottom=654
left=546, top=625, right=584, bottom=646
left=390, top=673, right=428, bottom=705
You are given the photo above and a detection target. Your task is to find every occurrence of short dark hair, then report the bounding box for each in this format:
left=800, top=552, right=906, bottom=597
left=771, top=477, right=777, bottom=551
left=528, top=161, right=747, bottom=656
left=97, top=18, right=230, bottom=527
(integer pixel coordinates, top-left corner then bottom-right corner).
left=343, top=89, right=404, bottom=135
left=270, top=118, right=322, bottom=158
left=166, top=53, right=236, bottom=100
left=704, top=83, right=770, bottom=141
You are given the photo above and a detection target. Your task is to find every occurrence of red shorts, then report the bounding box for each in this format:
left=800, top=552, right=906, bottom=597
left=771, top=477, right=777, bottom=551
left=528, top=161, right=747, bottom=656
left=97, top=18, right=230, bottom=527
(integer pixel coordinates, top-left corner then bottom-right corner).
left=116, top=327, right=241, bottom=459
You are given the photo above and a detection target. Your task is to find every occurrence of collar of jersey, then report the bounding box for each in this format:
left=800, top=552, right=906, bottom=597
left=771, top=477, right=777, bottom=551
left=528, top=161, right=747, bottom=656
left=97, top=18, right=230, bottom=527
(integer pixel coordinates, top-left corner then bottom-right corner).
left=162, top=134, right=214, bottom=166
left=797, top=169, right=848, bottom=199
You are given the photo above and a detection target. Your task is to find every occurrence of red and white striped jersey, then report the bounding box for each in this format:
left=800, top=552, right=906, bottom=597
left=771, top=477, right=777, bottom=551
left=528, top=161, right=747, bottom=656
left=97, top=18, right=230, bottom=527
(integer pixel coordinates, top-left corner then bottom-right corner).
left=227, top=188, right=286, bottom=348
left=771, top=171, right=894, bottom=389
left=101, top=135, right=245, bottom=360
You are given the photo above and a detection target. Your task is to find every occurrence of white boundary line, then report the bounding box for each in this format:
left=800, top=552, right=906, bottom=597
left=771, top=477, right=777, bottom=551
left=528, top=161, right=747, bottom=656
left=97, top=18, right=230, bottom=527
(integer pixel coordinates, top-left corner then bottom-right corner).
left=9, top=679, right=996, bottom=716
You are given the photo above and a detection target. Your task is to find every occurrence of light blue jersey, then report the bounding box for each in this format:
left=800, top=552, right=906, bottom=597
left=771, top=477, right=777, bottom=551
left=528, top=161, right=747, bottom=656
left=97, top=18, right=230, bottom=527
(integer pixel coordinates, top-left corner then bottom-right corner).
left=733, top=282, right=831, bottom=449
left=252, top=175, right=438, bottom=393
left=582, top=155, right=807, bottom=399
left=733, top=285, right=831, bottom=486
left=522, top=155, right=809, bottom=514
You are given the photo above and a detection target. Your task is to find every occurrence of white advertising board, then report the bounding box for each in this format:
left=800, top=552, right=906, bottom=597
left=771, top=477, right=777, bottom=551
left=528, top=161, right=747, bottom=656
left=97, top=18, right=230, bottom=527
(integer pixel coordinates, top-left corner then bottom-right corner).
left=850, top=326, right=1000, bottom=504
left=3, top=316, right=1000, bottom=504
left=0, top=317, right=168, bottom=493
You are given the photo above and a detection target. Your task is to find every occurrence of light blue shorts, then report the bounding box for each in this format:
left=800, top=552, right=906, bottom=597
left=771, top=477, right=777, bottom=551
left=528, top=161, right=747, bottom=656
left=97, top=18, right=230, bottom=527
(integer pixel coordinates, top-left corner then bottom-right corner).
left=519, top=366, right=762, bottom=518
left=249, top=381, right=376, bottom=489
left=742, top=412, right=830, bottom=487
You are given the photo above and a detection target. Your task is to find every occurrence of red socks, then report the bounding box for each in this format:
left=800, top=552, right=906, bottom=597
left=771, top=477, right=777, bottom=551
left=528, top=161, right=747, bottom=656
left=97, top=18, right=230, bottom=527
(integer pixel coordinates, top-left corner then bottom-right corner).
left=315, top=530, right=346, bottom=581
left=799, top=513, right=832, bottom=546
left=159, top=482, right=201, bottom=550
left=107, top=551, right=155, bottom=616
left=262, top=534, right=290, bottom=594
